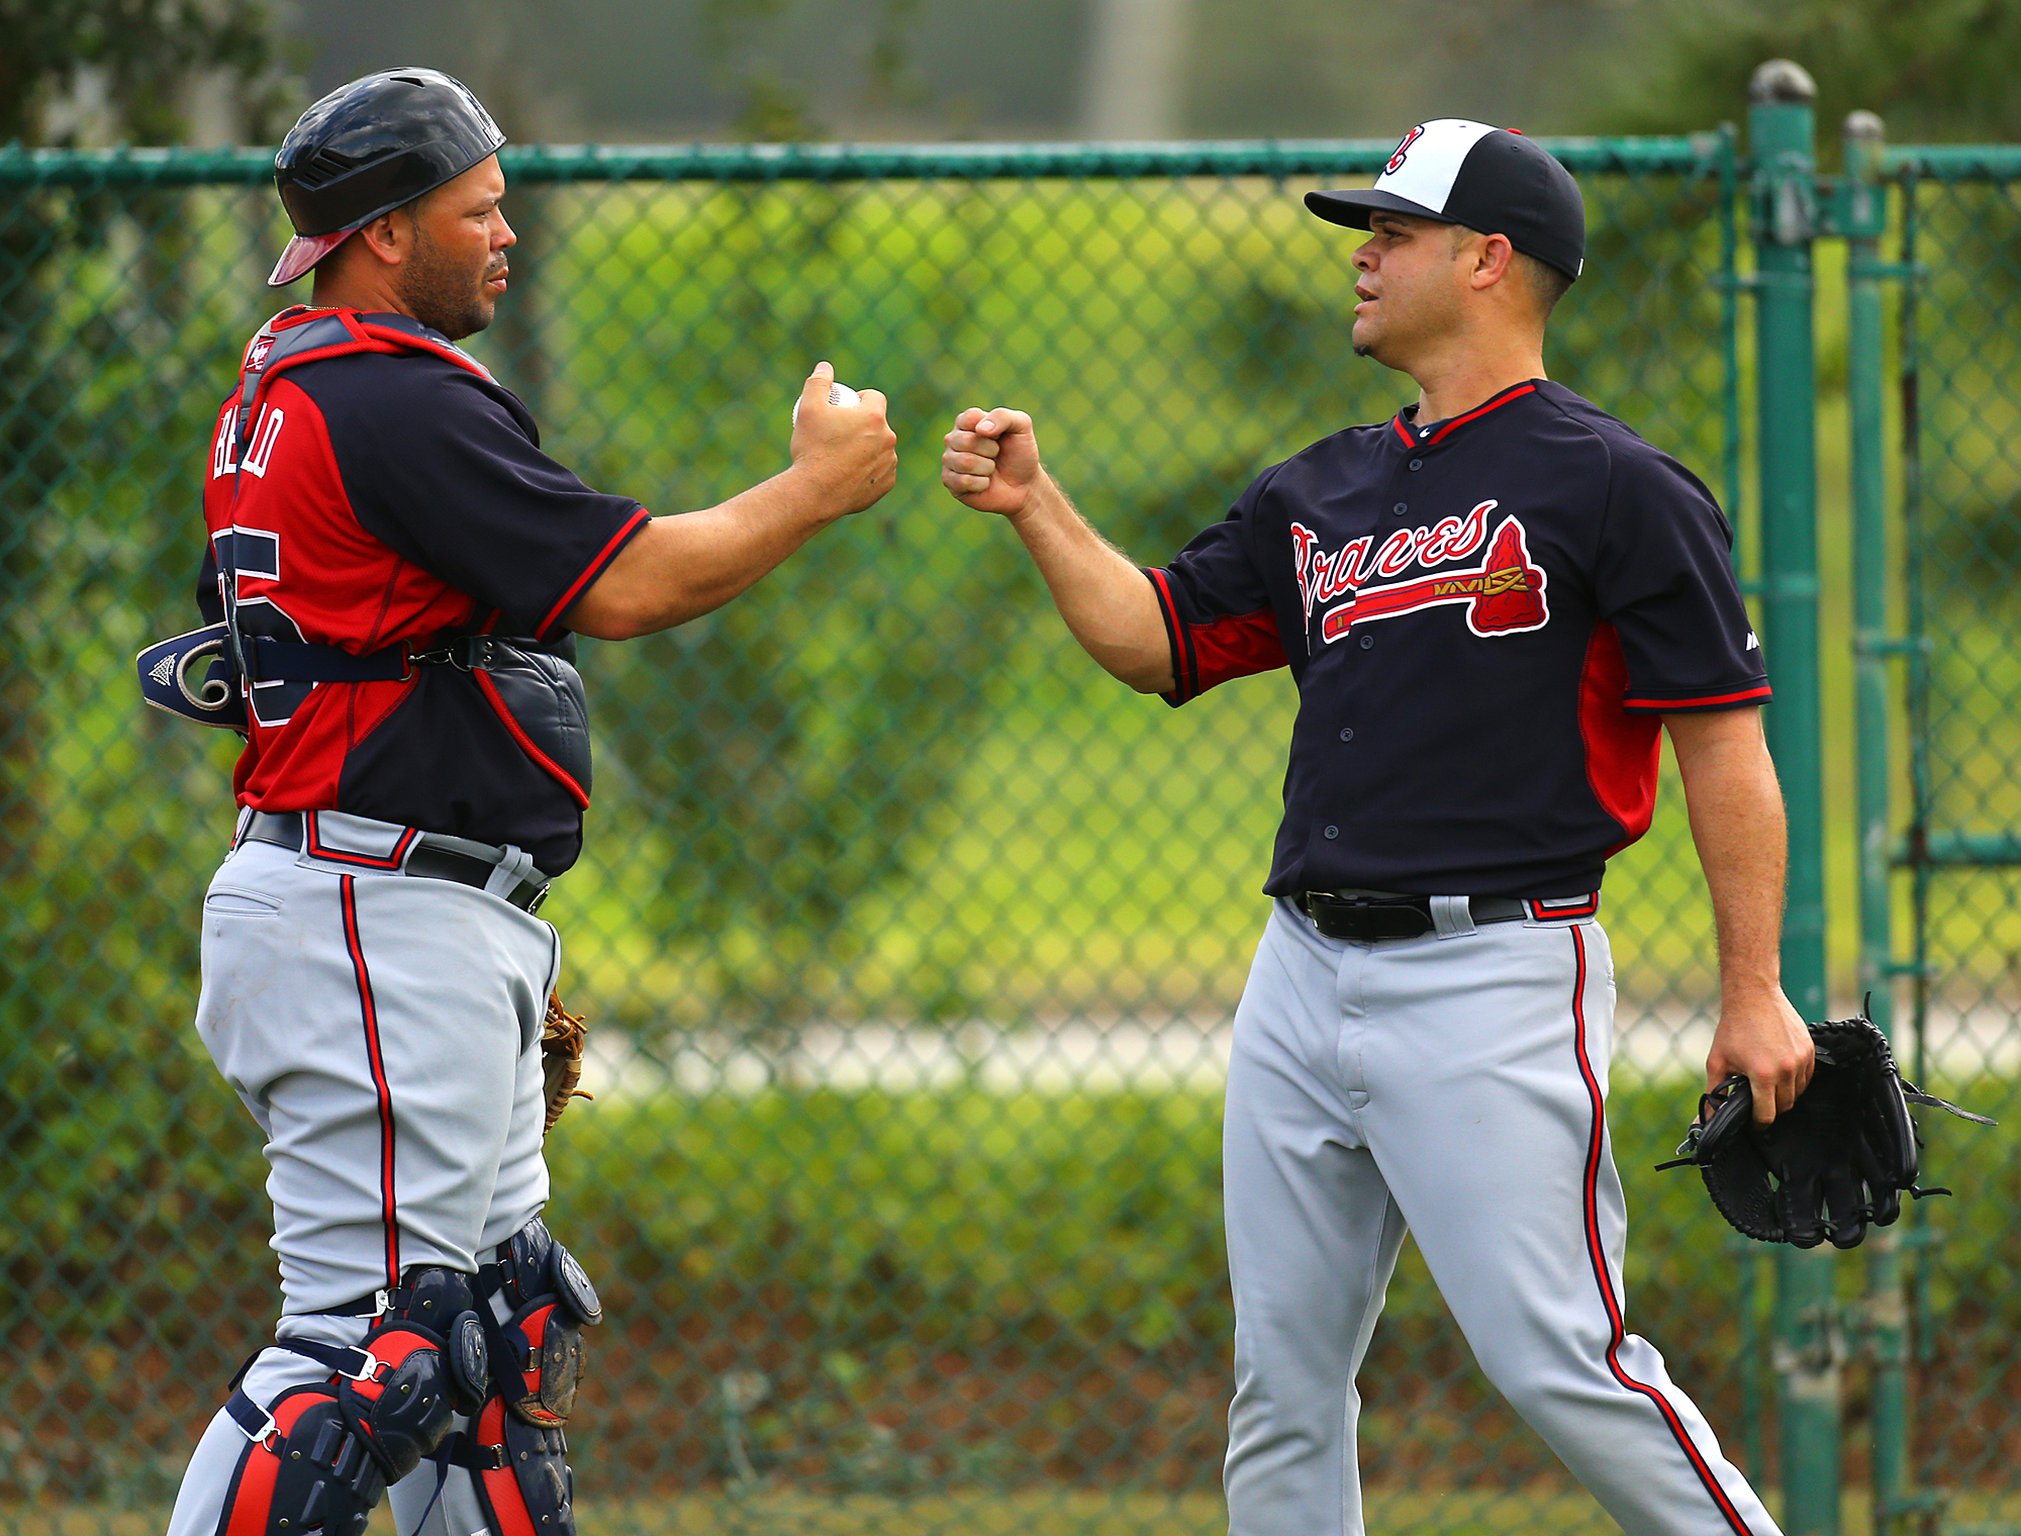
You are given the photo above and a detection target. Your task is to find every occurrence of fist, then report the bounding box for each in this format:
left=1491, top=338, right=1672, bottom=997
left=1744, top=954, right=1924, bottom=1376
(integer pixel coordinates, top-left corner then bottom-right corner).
left=792, top=362, right=898, bottom=517
left=942, top=406, right=1042, bottom=519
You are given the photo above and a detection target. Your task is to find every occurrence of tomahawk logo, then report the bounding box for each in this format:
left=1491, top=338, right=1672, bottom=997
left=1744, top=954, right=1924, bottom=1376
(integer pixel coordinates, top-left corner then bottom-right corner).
left=1293, top=504, right=1551, bottom=642
left=1386, top=125, right=1425, bottom=177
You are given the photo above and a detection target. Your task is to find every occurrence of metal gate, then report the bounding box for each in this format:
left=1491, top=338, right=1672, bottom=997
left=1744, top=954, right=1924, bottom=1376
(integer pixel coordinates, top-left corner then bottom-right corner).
left=1844, top=108, right=2021, bottom=1536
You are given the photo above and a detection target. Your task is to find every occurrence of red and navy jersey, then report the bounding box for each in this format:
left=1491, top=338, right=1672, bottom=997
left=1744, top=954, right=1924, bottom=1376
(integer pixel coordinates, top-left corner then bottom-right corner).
left=1146, top=379, right=1770, bottom=900
left=196, top=307, right=649, bottom=874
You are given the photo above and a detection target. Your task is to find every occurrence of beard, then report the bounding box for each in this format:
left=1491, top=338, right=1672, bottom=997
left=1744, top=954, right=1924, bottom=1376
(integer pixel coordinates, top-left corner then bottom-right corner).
left=396, top=225, right=499, bottom=341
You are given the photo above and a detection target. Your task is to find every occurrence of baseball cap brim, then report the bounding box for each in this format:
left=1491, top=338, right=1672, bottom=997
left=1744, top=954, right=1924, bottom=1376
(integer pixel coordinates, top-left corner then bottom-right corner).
left=268, top=228, right=355, bottom=287
left=1303, top=188, right=1457, bottom=231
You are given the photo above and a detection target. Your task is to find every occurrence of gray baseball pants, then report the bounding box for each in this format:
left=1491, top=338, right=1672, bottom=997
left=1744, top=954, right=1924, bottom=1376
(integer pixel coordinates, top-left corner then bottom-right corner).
left=1223, top=898, right=1779, bottom=1536
left=164, top=819, right=558, bottom=1536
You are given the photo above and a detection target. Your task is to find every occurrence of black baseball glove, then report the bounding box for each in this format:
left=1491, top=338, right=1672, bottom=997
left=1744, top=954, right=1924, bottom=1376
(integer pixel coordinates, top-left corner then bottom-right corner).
left=1658, top=1010, right=1993, bottom=1249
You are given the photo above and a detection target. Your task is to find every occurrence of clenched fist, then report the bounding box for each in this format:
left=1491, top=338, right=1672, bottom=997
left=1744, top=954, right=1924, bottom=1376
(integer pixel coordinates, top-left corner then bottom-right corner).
left=942, top=406, right=1044, bottom=521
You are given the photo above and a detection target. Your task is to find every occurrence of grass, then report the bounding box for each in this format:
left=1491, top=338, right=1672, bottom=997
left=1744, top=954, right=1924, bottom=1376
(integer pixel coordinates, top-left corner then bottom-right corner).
left=25, top=1486, right=2021, bottom=1536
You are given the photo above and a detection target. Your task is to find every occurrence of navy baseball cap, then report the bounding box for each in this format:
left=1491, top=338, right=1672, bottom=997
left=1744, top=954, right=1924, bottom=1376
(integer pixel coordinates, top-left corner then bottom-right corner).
left=1306, top=119, right=1585, bottom=281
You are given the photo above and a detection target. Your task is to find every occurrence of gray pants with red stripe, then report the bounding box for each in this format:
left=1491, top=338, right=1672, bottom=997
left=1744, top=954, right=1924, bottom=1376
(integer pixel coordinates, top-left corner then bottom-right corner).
left=1223, top=899, right=1779, bottom=1536
left=164, top=826, right=558, bottom=1536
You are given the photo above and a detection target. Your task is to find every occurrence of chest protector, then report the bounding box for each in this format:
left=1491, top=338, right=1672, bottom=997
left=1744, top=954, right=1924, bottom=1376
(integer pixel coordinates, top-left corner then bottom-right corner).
left=136, top=307, right=593, bottom=805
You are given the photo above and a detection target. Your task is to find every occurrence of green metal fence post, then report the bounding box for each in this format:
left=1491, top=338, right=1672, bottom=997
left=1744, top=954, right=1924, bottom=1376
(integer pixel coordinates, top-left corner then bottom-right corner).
left=1749, top=58, right=1840, bottom=1536
left=1844, top=108, right=1920, bottom=1536
left=1843, top=109, right=1919, bottom=1536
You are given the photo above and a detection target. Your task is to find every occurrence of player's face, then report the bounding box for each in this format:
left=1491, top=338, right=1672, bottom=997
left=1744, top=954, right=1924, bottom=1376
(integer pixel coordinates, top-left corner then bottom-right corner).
left=397, top=156, right=515, bottom=341
left=1349, top=213, right=1470, bottom=367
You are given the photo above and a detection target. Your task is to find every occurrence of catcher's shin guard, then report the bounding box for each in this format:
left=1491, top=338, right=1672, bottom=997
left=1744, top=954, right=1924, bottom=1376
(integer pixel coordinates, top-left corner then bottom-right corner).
left=458, top=1217, right=603, bottom=1535
left=214, top=1267, right=489, bottom=1535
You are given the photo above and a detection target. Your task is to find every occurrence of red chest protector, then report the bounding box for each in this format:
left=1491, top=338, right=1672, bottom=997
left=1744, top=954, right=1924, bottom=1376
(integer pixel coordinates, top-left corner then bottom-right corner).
left=137, top=308, right=593, bottom=809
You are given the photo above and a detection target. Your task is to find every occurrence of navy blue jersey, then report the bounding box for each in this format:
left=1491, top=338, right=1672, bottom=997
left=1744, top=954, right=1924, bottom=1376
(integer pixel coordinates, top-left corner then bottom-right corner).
left=1145, top=379, right=1769, bottom=899
left=198, top=308, right=649, bottom=873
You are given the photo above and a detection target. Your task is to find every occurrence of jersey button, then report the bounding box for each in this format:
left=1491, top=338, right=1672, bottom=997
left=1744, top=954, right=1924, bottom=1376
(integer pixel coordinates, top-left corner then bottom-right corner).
left=1358, top=634, right=1375, bottom=651
left=1392, top=501, right=1409, bottom=516
left=1339, top=727, right=1355, bottom=741
left=1408, top=458, right=1424, bottom=471
left=1323, top=825, right=1340, bottom=840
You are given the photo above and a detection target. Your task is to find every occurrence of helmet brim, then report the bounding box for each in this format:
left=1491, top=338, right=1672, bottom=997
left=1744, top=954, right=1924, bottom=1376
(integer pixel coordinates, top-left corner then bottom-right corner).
left=268, top=228, right=355, bottom=287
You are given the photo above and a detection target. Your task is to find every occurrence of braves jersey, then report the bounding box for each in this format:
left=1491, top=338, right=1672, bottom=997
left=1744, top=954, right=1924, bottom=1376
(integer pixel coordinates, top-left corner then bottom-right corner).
left=1146, top=378, right=1769, bottom=899
left=197, top=307, right=649, bottom=874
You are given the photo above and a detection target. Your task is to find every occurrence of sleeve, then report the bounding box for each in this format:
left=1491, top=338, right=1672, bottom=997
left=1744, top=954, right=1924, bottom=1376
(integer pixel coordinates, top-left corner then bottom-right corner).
left=1595, top=447, right=1771, bottom=713
left=330, top=363, right=650, bottom=639
left=1142, top=462, right=1289, bottom=706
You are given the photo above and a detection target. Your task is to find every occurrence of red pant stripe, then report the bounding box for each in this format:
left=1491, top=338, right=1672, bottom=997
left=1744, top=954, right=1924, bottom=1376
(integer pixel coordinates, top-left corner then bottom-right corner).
left=1568, top=925, right=1757, bottom=1536
left=340, top=875, right=400, bottom=1288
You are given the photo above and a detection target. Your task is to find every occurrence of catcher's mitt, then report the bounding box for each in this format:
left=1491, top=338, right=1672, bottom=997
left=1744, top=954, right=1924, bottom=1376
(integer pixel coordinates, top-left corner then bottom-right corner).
left=541, top=992, right=593, bottom=1136
left=1658, top=1009, right=1993, bottom=1249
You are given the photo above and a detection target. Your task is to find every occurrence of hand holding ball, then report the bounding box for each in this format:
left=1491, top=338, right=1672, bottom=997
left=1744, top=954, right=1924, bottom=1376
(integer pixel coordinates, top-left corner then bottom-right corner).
left=793, top=381, right=861, bottom=425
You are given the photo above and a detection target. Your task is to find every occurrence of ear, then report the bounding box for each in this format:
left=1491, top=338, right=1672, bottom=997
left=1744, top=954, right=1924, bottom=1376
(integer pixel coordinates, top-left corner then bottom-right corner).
left=1469, top=232, right=1519, bottom=292
left=350, top=209, right=411, bottom=269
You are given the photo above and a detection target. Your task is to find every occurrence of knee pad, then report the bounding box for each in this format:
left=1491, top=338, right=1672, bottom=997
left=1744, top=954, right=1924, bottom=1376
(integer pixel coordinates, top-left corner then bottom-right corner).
left=480, top=1216, right=603, bottom=1429
left=454, top=1217, right=603, bottom=1536
left=215, top=1266, right=491, bottom=1535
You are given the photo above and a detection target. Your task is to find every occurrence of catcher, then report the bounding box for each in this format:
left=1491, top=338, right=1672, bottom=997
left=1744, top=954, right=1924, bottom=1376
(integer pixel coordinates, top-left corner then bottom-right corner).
left=1662, top=1008, right=1993, bottom=1249
left=152, top=69, right=895, bottom=1536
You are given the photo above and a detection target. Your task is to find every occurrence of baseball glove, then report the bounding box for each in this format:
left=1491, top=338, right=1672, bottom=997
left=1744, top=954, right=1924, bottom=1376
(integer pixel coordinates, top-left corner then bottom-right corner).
left=541, top=992, right=593, bottom=1136
left=1657, top=1010, right=1993, bottom=1249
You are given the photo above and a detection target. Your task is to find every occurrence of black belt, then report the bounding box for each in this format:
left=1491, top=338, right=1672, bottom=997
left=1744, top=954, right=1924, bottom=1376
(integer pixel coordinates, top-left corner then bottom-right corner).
left=240, top=811, right=550, bottom=913
left=1294, top=889, right=1528, bottom=942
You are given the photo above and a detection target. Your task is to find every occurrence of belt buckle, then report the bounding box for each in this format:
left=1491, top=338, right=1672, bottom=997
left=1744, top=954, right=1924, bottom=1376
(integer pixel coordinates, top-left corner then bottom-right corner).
left=1305, top=891, right=1431, bottom=942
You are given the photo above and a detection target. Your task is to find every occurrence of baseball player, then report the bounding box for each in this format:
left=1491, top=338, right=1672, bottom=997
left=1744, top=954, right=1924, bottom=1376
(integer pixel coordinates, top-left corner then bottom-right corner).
left=942, top=120, right=1813, bottom=1534
left=148, top=68, right=896, bottom=1536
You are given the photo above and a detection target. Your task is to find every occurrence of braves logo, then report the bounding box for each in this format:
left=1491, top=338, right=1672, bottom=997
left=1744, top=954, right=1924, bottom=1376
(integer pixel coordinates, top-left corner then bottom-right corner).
left=1386, top=125, right=1425, bottom=177
left=1292, top=501, right=1550, bottom=641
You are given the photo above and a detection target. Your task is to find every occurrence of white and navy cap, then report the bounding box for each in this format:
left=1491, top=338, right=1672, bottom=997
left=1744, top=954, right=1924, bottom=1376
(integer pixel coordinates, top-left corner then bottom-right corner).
left=1306, top=119, right=1585, bottom=281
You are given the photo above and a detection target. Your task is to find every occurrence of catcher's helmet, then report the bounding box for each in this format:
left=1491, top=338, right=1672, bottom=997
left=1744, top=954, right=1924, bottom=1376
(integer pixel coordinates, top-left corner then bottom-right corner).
left=268, top=67, right=506, bottom=287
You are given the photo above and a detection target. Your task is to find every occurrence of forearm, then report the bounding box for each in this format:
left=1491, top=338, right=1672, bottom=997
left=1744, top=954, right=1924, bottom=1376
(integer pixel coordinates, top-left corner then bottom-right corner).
left=1672, top=711, right=1787, bottom=999
left=1010, top=473, right=1175, bottom=693
left=565, top=467, right=842, bottom=639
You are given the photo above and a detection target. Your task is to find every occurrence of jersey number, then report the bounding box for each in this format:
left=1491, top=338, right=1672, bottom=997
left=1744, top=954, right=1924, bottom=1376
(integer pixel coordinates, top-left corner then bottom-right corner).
left=214, top=525, right=314, bottom=728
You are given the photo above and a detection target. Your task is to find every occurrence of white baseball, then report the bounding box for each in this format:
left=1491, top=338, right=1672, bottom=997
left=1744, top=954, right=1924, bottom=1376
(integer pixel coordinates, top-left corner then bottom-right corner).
left=792, top=380, right=861, bottom=426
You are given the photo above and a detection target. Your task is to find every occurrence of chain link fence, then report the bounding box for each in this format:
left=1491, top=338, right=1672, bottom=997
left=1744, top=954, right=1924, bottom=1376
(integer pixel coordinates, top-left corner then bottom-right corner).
left=0, top=130, right=2003, bottom=1534
left=1881, top=144, right=2021, bottom=1533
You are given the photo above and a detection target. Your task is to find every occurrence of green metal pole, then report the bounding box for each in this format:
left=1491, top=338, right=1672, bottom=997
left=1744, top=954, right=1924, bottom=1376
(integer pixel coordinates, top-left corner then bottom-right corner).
left=1844, top=108, right=1913, bottom=1535
left=1749, top=59, right=1841, bottom=1536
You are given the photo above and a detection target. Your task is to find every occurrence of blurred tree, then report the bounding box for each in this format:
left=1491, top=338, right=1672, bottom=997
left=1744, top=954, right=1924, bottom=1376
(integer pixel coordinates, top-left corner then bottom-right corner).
left=700, top=0, right=932, bottom=141
left=0, top=7, right=294, bottom=1449
left=1599, top=0, right=2021, bottom=143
